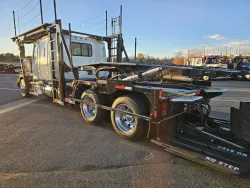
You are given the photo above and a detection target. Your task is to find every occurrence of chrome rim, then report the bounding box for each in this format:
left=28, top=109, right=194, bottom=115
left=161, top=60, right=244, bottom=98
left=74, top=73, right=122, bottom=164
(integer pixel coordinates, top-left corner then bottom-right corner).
left=20, top=79, right=26, bottom=96
left=82, top=96, right=96, bottom=120
left=115, top=104, right=135, bottom=133
left=203, top=76, right=209, bottom=81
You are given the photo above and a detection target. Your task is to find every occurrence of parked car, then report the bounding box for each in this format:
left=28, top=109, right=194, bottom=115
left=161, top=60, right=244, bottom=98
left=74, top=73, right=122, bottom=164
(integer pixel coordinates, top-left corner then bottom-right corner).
left=235, top=58, right=250, bottom=80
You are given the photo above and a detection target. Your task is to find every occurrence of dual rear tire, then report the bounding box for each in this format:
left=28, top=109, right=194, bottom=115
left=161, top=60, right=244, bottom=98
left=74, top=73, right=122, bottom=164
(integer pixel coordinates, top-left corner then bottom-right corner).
left=80, top=91, right=104, bottom=125
left=111, top=96, right=148, bottom=140
left=80, top=91, right=148, bottom=140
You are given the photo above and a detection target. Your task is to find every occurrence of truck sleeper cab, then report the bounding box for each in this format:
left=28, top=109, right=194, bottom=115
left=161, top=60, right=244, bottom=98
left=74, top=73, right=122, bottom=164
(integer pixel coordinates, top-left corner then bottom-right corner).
left=31, top=34, right=106, bottom=81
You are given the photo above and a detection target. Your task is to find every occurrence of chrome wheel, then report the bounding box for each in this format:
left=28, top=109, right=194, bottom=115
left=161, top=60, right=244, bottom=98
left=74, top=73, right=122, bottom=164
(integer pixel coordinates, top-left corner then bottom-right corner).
left=82, top=96, right=96, bottom=120
left=115, top=104, right=135, bottom=133
left=20, top=79, right=26, bottom=97
left=203, top=76, right=209, bottom=81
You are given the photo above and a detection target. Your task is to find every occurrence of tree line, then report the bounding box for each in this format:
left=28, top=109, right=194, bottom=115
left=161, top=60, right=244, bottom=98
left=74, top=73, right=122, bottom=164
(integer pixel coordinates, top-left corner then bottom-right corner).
left=131, top=53, right=173, bottom=64
left=0, top=52, right=174, bottom=64
left=0, top=53, right=19, bottom=62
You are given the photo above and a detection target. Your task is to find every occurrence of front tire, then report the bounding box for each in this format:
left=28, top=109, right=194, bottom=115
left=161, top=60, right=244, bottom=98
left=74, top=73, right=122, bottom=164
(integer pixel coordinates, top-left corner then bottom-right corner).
left=80, top=90, right=104, bottom=125
left=20, top=79, right=29, bottom=98
left=111, top=96, right=148, bottom=140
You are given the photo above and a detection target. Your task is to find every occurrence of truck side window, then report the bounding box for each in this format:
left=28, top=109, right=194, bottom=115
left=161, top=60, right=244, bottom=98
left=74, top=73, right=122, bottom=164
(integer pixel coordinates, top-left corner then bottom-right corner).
left=72, top=42, right=92, bottom=57
left=72, top=43, right=81, bottom=56
left=43, top=48, right=45, bottom=57
left=33, top=45, right=37, bottom=60
left=81, top=43, right=92, bottom=56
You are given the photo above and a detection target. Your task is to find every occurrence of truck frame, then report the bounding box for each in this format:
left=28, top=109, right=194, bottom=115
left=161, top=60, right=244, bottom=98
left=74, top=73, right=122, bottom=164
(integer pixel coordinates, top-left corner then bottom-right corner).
left=12, top=16, right=250, bottom=176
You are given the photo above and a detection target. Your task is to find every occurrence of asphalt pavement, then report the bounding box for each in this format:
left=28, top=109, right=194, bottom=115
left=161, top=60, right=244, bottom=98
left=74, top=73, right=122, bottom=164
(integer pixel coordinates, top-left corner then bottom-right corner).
left=210, top=81, right=250, bottom=120
left=0, top=74, right=21, bottom=105
left=0, top=75, right=250, bottom=187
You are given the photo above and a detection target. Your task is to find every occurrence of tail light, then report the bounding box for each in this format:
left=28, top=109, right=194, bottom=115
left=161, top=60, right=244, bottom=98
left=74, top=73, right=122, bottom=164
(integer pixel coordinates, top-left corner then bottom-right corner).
left=194, top=91, right=200, bottom=95
left=154, top=111, right=158, bottom=119
left=159, top=90, right=163, bottom=99
left=161, top=102, right=167, bottom=116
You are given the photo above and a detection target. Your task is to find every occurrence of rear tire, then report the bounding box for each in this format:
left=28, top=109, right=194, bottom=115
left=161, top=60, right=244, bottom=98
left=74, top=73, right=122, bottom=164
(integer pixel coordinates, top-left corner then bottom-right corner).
left=111, top=95, right=148, bottom=140
left=80, top=90, right=104, bottom=125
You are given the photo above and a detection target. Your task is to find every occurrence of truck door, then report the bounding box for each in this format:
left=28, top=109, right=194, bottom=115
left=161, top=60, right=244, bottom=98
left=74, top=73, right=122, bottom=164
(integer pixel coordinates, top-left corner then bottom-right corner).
left=32, top=43, right=39, bottom=79
left=37, top=38, right=50, bottom=80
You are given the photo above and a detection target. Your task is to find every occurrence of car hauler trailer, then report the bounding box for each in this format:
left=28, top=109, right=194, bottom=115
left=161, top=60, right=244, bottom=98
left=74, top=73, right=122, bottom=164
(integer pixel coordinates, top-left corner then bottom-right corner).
left=12, top=16, right=250, bottom=176
left=182, top=56, right=241, bottom=81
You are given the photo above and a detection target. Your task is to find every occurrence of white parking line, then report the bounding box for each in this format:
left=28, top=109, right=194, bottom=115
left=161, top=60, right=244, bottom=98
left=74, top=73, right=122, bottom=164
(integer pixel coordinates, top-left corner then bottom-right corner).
left=0, top=74, right=18, bottom=76
left=0, top=88, right=20, bottom=91
left=213, top=84, right=250, bottom=87
left=0, top=98, right=39, bottom=115
left=211, top=99, right=250, bottom=102
left=0, top=81, right=17, bottom=82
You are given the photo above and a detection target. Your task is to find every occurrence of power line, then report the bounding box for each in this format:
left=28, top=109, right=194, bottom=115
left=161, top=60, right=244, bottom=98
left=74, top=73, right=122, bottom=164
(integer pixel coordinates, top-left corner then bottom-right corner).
left=80, top=12, right=106, bottom=23
left=82, top=20, right=106, bottom=29
left=17, top=0, right=35, bottom=11
left=19, top=2, right=39, bottom=19
left=19, top=13, right=40, bottom=27
left=91, top=27, right=106, bottom=33
left=17, top=11, right=20, bottom=34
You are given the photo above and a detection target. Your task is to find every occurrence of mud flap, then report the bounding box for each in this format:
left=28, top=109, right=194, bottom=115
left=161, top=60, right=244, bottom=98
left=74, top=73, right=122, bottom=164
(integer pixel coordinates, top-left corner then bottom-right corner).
left=231, top=102, right=250, bottom=144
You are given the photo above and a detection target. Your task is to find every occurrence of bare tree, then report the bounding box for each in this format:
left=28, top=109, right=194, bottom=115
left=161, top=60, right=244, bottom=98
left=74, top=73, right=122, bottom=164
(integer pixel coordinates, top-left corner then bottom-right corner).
left=173, top=51, right=184, bottom=65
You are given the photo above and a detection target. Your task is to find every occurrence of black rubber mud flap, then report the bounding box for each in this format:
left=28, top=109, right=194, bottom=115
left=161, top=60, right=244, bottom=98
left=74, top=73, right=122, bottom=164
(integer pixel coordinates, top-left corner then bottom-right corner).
left=239, top=102, right=250, bottom=144
left=231, top=102, right=250, bottom=144
left=230, top=107, right=242, bottom=136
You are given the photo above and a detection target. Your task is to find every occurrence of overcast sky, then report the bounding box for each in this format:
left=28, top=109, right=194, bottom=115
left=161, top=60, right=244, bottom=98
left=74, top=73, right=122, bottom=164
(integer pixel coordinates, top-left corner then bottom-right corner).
left=1, top=0, right=250, bottom=57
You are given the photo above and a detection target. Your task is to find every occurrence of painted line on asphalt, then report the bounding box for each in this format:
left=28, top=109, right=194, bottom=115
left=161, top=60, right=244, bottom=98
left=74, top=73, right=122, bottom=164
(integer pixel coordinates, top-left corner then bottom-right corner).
left=0, top=98, right=39, bottom=115
left=0, top=88, right=20, bottom=91
left=0, top=81, right=17, bottom=82
left=213, top=84, right=250, bottom=87
left=211, top=99, right=250, bottom=102
left=223, top=89, right=250, bottom=92
left=0, top=74, right=18, bottom=76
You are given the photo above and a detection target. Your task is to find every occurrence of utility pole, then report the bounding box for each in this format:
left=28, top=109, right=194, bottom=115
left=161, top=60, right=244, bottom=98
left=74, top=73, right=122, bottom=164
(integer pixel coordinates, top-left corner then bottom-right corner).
left=12, top=11, right=17, bottom=36
left=134, top=37, right=137, bottom=61
left=105, top=10, right=108, bottom=36
left=53, top=0, right=57, bottom=21
left=249, top=43, right=250, bottom=55
left=226, top=46, right=228, bottom=56
left=239, top=44, right=241, bottom=55
left=119, top=5, right=122, bottom=34
left=39, top=0, right=44, bottom=24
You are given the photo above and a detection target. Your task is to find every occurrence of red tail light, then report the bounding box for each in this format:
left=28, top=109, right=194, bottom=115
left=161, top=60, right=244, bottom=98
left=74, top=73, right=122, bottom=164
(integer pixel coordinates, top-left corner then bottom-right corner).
left=154, top=111, right=157, bottom=118
left=195, top=92, right=200, bottom=95
left=115, top=85, right=125, bottom=90
left=161, top=102, right=167, bottom=116
left=159, top=90, right=163, bottom=99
